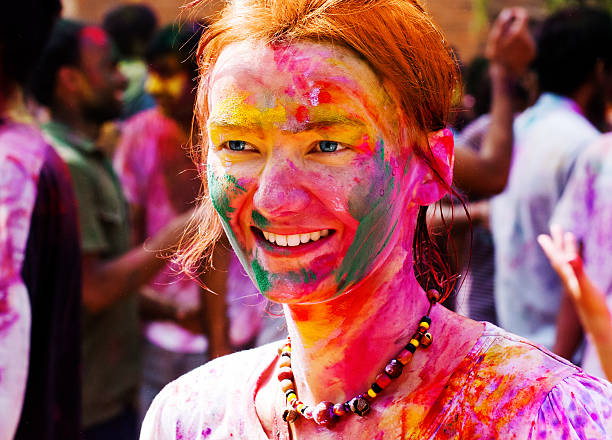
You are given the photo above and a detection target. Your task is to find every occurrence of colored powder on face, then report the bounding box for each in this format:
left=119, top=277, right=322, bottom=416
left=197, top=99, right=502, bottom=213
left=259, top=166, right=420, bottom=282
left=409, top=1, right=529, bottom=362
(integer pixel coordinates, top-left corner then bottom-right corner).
left=207, top=169, right=246, bottom=225
left=294, top=268, right=317, bottom=284
left=251, top=210, right=269, bottom=228
left=318, top=90, right=332, bottom=104
left=295, top=105, right=309, bottom=123
left=336, top=139, right=400, bottom=291
left=224, top=174, right=246, bottom=193
left=207, top=169, right=235, bottom=225
left=213, top=92, right=287, bottom=128
left=251, top=258, right=272, bottom=293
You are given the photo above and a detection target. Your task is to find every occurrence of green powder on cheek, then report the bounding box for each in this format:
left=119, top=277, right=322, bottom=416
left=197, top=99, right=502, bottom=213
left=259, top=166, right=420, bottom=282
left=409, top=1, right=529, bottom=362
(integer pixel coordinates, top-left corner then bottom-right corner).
left=224, top=174, right=247, bottom=193
left=251, top=258, right=272, bottom=293
left=251, top=210, right=269, bottom=228
left=336, top=140, right=399, bottom=291
left=207, top=169, right=246, bottom=225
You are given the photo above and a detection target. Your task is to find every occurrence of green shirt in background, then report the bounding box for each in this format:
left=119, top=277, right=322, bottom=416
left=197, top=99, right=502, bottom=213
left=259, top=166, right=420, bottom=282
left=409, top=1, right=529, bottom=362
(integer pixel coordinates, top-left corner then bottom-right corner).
left=42, top=121, right=140, bottom=429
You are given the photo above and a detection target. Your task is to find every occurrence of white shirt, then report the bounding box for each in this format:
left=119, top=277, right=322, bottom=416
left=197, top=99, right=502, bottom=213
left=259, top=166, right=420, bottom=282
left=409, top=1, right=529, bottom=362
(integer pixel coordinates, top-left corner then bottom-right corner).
left=490, top=93, right=599, bottom=348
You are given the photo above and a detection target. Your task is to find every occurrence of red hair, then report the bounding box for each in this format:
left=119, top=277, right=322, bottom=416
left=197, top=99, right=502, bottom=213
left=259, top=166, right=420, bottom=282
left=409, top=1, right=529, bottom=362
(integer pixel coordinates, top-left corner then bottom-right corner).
left=178, top=0, right=459, bottom=297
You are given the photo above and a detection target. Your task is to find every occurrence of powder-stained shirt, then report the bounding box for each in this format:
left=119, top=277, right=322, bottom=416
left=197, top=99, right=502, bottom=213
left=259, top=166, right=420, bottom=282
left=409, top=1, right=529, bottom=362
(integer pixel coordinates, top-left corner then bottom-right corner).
left=43, top=120, right=140, bottom=428
left=490, top=93, right=600, bottom=348
left=114, top=107, right=206, bottom=354
left=140, top=322, right=612, bottom=439
left=551, top=133, right=612, bottom=379
left=1, top=121, right=81, bottom=439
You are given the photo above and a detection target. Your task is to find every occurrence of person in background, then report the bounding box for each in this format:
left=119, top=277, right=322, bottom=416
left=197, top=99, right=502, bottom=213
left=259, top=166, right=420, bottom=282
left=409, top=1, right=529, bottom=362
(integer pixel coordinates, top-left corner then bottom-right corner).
left=0, top=1, right=82, bottom=439
left=489, top=6, right=612, bottom=353
left=539, top=223, right=612, bottom=381
left=103, top=3, right=157, bottom=119
left=428, top=7, right=534, bottom=317
left=113, top=23, right=232, bottom=422
left=29, top=20, right=192, bottom=439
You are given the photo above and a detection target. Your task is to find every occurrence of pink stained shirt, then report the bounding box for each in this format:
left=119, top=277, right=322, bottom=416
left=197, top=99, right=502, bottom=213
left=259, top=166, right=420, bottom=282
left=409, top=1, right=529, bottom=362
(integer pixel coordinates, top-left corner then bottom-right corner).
left=0, top=122, right=47, bottom=438
left=114, top=108, right=206, bottom=353
left=141, top=322, right=612, bottom=439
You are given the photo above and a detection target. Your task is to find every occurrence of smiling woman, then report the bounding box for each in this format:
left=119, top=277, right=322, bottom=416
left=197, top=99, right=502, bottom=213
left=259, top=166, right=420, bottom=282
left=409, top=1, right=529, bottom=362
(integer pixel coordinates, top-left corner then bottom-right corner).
left=140, top=1, right=612, bottom=439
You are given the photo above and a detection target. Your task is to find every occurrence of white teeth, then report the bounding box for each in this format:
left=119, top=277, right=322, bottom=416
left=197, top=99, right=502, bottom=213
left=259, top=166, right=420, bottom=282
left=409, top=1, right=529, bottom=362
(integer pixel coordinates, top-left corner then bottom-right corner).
left=287, top=234, right=301, bottom=247
left=262, top=229, right=330, bottom=246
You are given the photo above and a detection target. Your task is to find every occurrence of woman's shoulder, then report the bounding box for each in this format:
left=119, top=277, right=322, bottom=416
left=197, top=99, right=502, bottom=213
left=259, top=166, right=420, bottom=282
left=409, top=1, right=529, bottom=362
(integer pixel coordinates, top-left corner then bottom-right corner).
left=531, top=370, right=612, bottom=439
left=140, top=341, right=281, bottom=440
left=424, top=323, right=610, bottom=438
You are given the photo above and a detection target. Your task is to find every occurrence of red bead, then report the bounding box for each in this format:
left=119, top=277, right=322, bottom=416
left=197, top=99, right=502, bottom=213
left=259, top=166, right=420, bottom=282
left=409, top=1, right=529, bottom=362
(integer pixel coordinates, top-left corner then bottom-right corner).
left=385, top=359, right=403, bottom=378
left=375, top=372, right=392, bottom=389
left=427, top=289, right=441, bottom=303
left=313, top=401, right=337, bottom=427
left=397, top=348, right=413, bottom=365
left=333, top=403, right=347, bottom=416
left=277, top=366, right=293, bottom=381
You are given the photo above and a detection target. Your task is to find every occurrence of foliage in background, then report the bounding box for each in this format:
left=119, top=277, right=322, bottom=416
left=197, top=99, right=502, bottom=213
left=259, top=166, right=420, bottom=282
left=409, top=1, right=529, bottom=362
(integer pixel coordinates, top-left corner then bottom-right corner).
left=545, top=0, right=612, bottom=12
left=472, top=0, right=612, bottom=26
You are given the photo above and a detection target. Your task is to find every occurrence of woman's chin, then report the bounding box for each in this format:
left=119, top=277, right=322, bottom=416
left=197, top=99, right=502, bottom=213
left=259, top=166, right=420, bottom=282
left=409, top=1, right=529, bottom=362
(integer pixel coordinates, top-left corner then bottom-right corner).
left=259, top=276, right=345, bottom=305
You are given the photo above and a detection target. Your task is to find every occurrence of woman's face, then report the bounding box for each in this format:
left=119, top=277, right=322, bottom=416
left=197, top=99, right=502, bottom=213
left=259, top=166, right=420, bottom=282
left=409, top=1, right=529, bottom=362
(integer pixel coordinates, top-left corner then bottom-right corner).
left=206, top=41, right=435, bottom=303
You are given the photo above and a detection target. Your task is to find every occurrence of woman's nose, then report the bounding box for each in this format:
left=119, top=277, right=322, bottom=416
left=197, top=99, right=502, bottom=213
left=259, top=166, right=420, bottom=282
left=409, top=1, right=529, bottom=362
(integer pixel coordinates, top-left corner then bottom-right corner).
left=253, top=159, right=310, bottom=218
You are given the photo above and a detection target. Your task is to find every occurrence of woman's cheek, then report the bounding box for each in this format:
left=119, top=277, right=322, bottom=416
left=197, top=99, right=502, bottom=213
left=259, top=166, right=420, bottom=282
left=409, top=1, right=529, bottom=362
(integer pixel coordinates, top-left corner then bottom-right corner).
left=335, top=142, right=402, bottom=291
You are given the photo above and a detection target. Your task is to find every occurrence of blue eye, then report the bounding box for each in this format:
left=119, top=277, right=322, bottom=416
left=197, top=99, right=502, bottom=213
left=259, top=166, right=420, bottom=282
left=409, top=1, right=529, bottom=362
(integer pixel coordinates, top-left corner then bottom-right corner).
left=228, top=140, right=246, bottom=151
left=319, top=141, right=339, bottom=152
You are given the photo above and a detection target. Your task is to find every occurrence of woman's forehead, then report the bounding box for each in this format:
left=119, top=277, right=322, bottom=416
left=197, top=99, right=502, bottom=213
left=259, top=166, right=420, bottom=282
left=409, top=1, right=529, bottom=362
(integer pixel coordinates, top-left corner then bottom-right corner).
left=207, top=40, right=397, bottom=130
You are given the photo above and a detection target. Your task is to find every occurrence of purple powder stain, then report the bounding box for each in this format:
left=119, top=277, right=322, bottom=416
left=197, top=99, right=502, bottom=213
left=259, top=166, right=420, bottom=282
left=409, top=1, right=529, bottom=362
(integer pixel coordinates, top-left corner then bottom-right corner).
left=202, top=427, right=212, bottom=438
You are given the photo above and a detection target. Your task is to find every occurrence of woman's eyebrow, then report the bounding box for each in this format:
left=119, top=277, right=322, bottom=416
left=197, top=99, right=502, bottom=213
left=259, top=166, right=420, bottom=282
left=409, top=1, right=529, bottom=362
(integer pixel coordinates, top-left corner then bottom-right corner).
left=208, top=115, right=366, bottom=134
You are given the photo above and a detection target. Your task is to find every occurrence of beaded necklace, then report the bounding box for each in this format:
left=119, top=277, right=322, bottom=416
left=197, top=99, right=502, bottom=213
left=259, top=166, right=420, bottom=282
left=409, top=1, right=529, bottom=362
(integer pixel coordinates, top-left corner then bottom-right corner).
left=277, top=291, right=439, bottom=428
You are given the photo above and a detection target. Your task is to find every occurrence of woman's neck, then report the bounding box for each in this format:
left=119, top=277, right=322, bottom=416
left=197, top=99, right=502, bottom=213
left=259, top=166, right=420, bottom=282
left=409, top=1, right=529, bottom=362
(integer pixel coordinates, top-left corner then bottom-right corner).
left=282, top=244, right=431, bottom=405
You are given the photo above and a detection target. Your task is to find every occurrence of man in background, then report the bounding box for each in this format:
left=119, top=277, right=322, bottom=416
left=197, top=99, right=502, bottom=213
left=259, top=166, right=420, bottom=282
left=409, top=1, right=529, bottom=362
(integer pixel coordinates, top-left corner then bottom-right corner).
left=114, top=23, right=231, bottom=421
left=103, top=3, right=158, bottom=119
left=30, top=20, right=191, bottom=438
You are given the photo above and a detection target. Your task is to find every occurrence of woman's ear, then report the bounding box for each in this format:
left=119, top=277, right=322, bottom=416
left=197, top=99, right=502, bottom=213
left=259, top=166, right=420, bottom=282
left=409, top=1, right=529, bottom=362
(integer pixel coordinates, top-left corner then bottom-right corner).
left=412, top=128, right=454, bottom=206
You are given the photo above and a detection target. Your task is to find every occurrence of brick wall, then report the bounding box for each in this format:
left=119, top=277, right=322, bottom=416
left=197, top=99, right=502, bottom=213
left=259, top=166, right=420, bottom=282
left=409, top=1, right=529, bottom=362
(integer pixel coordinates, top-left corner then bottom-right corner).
left=63, top=0, right=548, bottom=62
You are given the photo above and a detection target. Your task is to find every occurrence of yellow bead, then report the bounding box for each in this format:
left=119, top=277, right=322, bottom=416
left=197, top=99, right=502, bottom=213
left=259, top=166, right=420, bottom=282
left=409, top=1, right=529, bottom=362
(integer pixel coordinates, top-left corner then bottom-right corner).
left=410, top=338, right=419, bottom=348
left=367, top=388, right=377, bottom=398
left=420, top=321, right=430, bottom=330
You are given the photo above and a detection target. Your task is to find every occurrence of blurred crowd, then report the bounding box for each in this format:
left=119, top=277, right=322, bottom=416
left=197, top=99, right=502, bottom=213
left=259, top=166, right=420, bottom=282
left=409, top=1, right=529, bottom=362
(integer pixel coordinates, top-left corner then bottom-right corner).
left=1, top=0, right=612, bottom=439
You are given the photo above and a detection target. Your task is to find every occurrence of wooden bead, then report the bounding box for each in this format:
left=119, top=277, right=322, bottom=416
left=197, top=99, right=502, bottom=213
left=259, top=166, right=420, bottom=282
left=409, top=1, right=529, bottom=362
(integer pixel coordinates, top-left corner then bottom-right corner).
left=277, top=366, right=293, bottom=381
left=349, top=396, right=370, bottom=416
left=304, top=406, right=314, bottom=419
left=427, top=289, right=441, bottom=303
left=313, top=401, right=337, bottom=427
left=385, top=359, right=404, bottom=378
left=282, top=408, right=299, bottom=423
left=421, top=332, right=433, bottom=348
left=280, top=379, right=294, bottom=393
